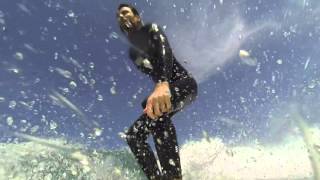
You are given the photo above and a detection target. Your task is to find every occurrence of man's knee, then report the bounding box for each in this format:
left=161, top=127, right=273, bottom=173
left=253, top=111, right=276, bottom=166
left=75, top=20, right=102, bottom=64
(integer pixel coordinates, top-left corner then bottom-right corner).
left=125, top=131, right=135, bottom=146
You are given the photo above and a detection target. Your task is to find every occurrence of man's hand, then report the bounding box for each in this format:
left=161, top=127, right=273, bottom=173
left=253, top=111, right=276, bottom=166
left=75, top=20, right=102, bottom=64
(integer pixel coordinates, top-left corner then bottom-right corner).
left=143, top=82, right=172, bottom=120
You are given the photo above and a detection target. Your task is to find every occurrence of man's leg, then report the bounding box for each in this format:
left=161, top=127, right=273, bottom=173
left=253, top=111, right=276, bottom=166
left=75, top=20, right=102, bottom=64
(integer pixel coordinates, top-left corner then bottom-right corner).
left=150, top=77, right=198, bottom=179
left=138, top=77, right=197, bottom=179
left=152, top=114, right=182, bottom=179
left=125, top=114, right=162, bottom=180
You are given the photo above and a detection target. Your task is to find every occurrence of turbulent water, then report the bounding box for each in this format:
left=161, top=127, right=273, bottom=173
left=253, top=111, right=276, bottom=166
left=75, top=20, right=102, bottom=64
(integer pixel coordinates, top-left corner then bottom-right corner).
left=0, top=123, right=319, bottom=180
left=1, top=0, right=320, bottom=179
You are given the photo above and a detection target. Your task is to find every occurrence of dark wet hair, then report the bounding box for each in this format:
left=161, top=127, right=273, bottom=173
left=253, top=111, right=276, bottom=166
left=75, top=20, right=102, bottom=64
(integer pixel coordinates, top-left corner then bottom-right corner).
left=117, top=3, right=140, bottom=17
left=117, top=4, right=140, bottom=33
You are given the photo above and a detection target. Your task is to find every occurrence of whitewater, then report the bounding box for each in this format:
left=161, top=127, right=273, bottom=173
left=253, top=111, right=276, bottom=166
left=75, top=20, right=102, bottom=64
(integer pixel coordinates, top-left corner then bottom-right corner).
left=0, top=125, right=319, bottom=180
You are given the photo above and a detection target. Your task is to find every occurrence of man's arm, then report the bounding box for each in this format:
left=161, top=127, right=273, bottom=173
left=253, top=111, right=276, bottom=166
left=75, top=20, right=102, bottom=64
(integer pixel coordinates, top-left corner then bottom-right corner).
left=144, top=24, right=174, bottom=119
left=150, top=23, right=174, bottom=84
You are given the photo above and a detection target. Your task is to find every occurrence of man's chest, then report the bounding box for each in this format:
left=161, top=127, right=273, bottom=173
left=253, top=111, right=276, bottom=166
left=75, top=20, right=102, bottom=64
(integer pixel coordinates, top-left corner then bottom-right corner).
left=131, top=32, right=156, bottom=56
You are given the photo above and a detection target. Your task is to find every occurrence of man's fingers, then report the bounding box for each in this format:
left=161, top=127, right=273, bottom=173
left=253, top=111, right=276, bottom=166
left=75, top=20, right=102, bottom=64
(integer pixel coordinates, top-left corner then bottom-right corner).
left=157, top=96, right=168, bottom=113
left=160, top=101, right=167, bottom=113
left=146, top=107, right=156, bottom=119
left=164, top=95, right=172, bottom=112
left=153, top=101, right=162, bottom=117
left=146, top=100, right=156, bottom=120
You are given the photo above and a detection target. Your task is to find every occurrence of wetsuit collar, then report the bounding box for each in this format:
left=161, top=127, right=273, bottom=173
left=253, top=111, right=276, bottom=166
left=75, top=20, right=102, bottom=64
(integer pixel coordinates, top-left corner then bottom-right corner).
left=127, top=22, right=144, bottom=41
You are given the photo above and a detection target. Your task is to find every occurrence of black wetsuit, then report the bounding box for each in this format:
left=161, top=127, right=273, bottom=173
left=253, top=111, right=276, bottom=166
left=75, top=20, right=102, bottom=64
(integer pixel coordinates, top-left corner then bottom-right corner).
left=124, top=23, right=198, bottom=180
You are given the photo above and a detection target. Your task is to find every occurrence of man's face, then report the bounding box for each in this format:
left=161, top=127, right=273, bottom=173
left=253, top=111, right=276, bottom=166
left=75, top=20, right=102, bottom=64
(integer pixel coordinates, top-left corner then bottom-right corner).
left=117, top=7, right=140, bottom=32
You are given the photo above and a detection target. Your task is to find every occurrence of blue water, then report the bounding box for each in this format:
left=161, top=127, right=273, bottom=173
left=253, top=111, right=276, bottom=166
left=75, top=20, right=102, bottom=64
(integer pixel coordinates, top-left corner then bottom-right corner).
left=0, top=0, right=319, bottom=179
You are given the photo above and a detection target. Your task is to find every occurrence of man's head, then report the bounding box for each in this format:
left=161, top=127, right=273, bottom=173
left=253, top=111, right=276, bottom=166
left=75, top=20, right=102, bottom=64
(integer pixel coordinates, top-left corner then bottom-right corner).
left=117, top=4, right=142, bottom=33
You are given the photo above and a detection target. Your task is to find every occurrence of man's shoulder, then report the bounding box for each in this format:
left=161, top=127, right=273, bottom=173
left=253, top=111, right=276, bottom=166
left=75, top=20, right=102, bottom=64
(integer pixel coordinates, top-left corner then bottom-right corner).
left=143, top=23, right=163, bottom=33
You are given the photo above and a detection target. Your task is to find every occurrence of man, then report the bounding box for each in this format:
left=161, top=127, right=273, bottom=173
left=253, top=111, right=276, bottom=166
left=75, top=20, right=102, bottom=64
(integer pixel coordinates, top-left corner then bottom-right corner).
left=116, top=4, right=198, bottom=180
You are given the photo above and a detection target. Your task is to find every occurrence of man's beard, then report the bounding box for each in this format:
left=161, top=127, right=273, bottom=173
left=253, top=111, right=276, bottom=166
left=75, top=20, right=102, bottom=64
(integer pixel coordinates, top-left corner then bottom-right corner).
left=124, top=21, right=132, bottom=28
left=121, top=20, right=133, bottom=33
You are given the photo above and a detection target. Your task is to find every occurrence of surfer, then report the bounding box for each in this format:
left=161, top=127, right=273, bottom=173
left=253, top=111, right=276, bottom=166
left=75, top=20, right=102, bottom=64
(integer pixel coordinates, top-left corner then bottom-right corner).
left=116, top=4, right=198, bottom=180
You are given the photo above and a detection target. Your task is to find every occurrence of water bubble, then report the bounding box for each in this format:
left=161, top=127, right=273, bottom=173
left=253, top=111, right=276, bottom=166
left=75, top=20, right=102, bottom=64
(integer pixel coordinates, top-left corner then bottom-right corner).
left=13, top=52, right=24, bottom=60
left=50, top=120, right=57, bottom=130
left=69, top=81, right=77, bottom=89
left=276, top=59, right=283, bottom=65
left=128, top=101, right=133, bottom=107
left=308, top=80, right=317, bottom=89
left=89, top=79, right=96, bottom=87
left=67, top=10, right=75, bottom=18
left=304, top=57, right=311, bottom=70
left=54, top=52, right=59, bottom=60
left=79, top=74, right=88, bottom=84
left=8, top=68, right=20, bottom=74
left=97, top=94, right=103, bottom=101
left=7, top=116, right=14, bottom=126
left=55, top=67, right=72, bottom=79
left=132, top=94, right=137, bottom=99
left=48, top=17, right=53, bottom=22
left=0, top=10, right=4, bottom=18
left=48, top=66, right=55, bottom=72
left=109, top=32, right=118, bottom=39
left=283, top=31, right=290, bottom=38
left=93, top=128, right=103, bottom=137
left=80, top=132, right=85, bottom=137
left=30, top=125, right=39, bottom=133
left=110, top=86, right=116, bottom=95
left=240, top=96, right=246, bottom=103
left=89, top=62, right=95, bottom=69
left=239, top=50, right=257, bottom=66
left=34, top=78, right=40, bottom=84
left=60, top=87, right=70, bottom=93
left=9, top=100, right=17, bottom=109
left=272, top=75, right=276, bottom=82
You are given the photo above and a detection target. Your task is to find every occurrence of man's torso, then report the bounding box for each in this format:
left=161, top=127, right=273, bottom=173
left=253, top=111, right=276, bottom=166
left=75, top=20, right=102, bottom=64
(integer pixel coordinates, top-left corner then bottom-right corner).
left=128, top=23, right=192, bottom=83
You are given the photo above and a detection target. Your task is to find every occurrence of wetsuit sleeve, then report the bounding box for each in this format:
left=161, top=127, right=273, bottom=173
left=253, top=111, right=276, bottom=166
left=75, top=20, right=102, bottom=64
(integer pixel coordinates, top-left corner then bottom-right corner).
left=150, top=24, right=173, bottom=83
left=129, top=48, right=138, bottom=62
left=129, top=47, right=153, bottom=74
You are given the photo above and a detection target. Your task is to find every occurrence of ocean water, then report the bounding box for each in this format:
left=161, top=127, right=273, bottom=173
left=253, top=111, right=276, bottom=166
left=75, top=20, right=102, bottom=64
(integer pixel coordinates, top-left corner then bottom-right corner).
left=1, top=0, right=320, bottom=179
left=0, top=121, right=319, bottom=180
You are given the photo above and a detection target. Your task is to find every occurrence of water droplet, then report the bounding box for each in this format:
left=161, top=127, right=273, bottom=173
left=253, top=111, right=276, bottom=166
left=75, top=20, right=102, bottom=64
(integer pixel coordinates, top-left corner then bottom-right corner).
left=89, top=62, right=95, bottom=69
left=240, top=96, right=246, bottom=103
left=79, top=74, right=88, bottom=84
left=48, top=17, right=53, bottom=22
left=304, top=57, right=311, bottom=70
left=13, top=52, right=24, bottom=60
left=276, top=59, right=283, bottom=65
left=55, top=67, right=72, bottom=79
left=7, top=116, right=14, bottom=126
left=69, top=81, right=77, bottom=89
left=54, top=52, right=59, bottom=60
left=97, top=94, right=103, bottom=101
left=94, top=128, right=103, bottom=137
left=109, top=32, right=118, bottom=39
left=308, top=80, right=317, bottom=89
left=50, top=120, right=57, bottom=130
left=9, top=100, right=16, bottom=109
left=67, top=10, right=75, bottom=18
left=30, top=125, right=39, bottom=133
left=110, top=86, right=116, bottom=95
